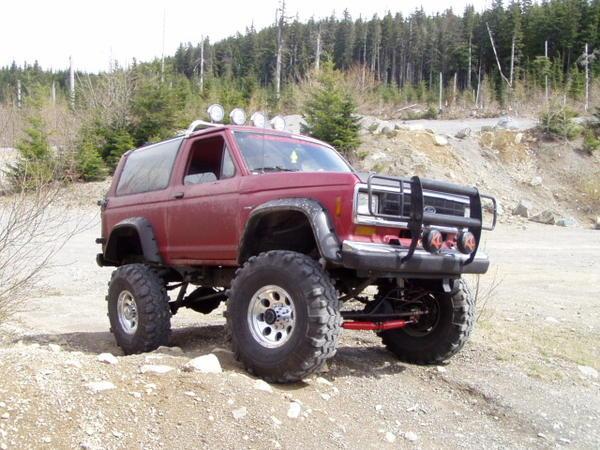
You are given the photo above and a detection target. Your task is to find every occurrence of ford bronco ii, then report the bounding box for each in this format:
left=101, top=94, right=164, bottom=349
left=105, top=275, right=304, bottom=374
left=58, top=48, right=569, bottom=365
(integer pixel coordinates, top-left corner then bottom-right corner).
left=97, top=106, right=497, bottom=383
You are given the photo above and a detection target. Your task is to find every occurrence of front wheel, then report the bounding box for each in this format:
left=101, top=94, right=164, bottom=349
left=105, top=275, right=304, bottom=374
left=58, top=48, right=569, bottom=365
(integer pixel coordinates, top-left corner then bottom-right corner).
left=381, top=279, right=475, bottom=364
left=226, top=251, right=341, bottom=383
left=107, top=264, right=171, bottom=354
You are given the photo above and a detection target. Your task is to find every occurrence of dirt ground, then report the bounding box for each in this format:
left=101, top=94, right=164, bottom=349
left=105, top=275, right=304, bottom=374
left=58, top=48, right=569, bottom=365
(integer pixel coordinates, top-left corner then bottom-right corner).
left=0, top=195, right=598, bottom=449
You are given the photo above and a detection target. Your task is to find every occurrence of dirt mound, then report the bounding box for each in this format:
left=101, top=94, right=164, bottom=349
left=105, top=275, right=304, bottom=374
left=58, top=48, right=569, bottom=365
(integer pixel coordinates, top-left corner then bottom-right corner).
left=357, top=127, right=600, bottom=227
left=479, top=130, right=530, bottom=163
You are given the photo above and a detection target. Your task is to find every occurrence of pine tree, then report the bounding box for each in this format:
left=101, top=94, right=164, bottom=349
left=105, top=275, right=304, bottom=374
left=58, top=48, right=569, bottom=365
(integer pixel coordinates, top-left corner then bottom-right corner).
left=303, top=62, right=360, bottom=155
left=6, top=116, right=56, bottom=188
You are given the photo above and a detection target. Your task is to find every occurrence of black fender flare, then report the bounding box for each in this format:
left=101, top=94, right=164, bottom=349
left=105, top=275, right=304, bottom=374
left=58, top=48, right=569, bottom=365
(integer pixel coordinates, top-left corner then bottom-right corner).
left=239, top=198, right=342, bottom=264
left=103, top=217, right=162, bottom=265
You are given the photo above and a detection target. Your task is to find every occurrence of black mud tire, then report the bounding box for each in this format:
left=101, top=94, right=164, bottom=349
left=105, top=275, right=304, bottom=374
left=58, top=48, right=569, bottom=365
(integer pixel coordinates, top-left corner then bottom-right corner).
left=226, top=251, right=341, bottom=383
left=107, top=264, right=171, bottom=354
left=381, top=280, right=475, bottom=364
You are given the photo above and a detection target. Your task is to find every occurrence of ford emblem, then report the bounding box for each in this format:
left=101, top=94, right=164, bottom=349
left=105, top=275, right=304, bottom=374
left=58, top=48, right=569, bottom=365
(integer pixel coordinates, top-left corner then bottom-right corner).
left=424, top=206, right=437, bottom=214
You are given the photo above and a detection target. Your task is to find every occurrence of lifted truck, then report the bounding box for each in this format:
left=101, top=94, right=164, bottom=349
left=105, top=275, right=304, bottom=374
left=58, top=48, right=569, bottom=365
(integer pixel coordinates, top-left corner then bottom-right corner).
left=97, top=107, right=497, bottom=383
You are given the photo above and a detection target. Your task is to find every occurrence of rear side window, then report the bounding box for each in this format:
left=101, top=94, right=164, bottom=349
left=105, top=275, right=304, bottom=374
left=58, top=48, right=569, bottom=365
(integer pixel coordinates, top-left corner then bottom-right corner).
left=116, top=138, right=182, bottom=196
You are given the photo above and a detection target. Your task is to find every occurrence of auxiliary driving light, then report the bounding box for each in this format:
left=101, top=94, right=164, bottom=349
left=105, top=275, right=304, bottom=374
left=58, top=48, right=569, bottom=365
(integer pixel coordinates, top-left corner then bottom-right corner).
left=250, top=112, right=267, bottom=128
left=270, top=115, right=286, bottom=131
left=457, top=231, right=477, bottom=254
left=229, top=108, right=246, bottom=125
left=207, top=104, right=225, bottom=123
left=423, top=229, right=443, bottom=253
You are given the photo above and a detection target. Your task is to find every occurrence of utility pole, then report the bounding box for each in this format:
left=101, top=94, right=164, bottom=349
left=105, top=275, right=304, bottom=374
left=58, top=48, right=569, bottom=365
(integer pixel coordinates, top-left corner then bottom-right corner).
left=199, top=36, right=205, bottom=92
left=439, top=72, right=443, bottom=111
left=17, top=79, right=22, bottom=108
left=584, top=43, right=589, bottom=112
left=51, top=80, right=56, bottom=106
left=69, top=56, right=75, bottom=108
left=467, top=33, right=472, bottom=90
left=315, top=27, right=321, bottom=73
left=509, top=32, right=516, bottom=86
left=544, top=40, right=549, bottom=103
left=275, top=0, right=286, bottom=98
left=160, top=9, right=166, bottom=83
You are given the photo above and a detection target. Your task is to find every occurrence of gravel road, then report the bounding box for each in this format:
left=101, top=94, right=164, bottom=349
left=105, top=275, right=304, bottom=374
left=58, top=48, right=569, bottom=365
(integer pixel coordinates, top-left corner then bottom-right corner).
left=0, top=201, right=598, bottom=449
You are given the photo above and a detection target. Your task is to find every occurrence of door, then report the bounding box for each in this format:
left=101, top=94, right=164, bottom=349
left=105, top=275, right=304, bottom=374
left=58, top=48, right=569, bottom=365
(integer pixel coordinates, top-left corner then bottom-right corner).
left=166, top=133, right=241, bottom=263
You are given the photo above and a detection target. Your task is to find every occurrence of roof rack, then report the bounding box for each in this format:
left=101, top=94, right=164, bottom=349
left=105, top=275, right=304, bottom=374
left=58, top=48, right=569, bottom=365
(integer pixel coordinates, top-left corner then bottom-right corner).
left=185, top=120, right=219, bottom=137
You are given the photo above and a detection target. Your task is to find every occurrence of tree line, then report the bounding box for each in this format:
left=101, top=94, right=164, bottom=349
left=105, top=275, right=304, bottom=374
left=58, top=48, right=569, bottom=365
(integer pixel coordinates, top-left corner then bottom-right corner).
left=173, top=0, right=600, bottom=101
left=1, top=0, right=599, bottom=107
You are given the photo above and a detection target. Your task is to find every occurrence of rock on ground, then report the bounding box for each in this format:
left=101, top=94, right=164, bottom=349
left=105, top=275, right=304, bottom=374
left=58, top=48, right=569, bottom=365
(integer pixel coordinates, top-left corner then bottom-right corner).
left=96, top=353, right=118, bottom=365
left=513, top=200, right=533, bottom=218
left=86, top=381, right=116, bottom=393
left=183, top=354, right=222, bottom=374
left=556, top=217, right=578, bottom=227
left=578, top=365, right=599, bottom=379
left=140, top=364, right=174, bottom=375
left=287, top=402, right=302, bottom=419
left=530, top=210, right=558, bottom=225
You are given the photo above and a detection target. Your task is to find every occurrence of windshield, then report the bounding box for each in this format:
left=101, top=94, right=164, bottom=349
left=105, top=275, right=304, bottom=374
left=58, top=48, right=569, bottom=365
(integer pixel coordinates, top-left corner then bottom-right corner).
left=234, top=131, right=353, bottom=174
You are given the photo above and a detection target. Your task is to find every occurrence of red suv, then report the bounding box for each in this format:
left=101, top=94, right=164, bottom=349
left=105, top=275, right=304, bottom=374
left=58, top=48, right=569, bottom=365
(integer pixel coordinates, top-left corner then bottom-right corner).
left=97, top=110, right=496, bottom=383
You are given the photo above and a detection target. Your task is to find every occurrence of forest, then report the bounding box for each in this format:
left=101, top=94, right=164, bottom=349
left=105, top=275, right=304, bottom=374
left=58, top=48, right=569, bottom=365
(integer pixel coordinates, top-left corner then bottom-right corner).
left=1, top=0, right=599, bottom=106
left=0, top=0, right=599, bottom=183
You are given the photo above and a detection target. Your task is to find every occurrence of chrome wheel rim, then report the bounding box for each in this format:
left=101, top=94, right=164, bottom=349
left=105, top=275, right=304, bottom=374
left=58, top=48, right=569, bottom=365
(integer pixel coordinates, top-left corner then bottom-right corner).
left=117, top=290, right=138, bottom=335
left=247, top=285, right=296, bottom=348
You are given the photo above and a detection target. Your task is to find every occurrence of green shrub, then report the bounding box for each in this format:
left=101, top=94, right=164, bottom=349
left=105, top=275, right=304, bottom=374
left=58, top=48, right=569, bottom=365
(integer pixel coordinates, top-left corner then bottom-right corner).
left=75, top=128, right=107, bottom=181
left=102, top=126, right=135, bottom=170
left=539, top=104, right=581, bottom=140
left=583, top=129, right=600, bottom=154
left=303, top=61, right=360, bottom=155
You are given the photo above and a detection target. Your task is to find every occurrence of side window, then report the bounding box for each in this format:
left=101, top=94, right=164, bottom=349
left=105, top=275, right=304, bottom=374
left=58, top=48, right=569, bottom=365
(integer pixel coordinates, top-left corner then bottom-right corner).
left=184, top=136, right=236, bottom=185
left=116, top=138, right=181, bottom=196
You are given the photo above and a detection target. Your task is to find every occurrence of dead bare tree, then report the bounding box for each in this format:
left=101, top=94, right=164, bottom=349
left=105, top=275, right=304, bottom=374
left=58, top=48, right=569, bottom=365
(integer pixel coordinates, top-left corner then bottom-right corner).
left=486, top=22, right=512, bottom=89
left=0, top=173, right=87, bottom=324
left=275, top=0, right=287, bottom=99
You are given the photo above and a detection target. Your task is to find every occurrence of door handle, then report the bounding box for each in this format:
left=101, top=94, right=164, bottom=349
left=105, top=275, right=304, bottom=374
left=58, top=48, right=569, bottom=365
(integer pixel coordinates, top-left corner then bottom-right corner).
left=173, top=192, right=184, bottom=199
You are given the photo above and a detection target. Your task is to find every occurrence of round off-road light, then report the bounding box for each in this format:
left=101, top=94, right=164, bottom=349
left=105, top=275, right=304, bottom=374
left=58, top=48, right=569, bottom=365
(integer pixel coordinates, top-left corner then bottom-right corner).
left=457, top=231, right=477, bottom=254
left=270, top=115, right=286, bottom=131
left=423, top=229, right=443, bottom=253
left=229, top=108, right=246, bottom=125
left=207, top=104, right=225, bottom=123
left=250, top=112, right=267, bottom=128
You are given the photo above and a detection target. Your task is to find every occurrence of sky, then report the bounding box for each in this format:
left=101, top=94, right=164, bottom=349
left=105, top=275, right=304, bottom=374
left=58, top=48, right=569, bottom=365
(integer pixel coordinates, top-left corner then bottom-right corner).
left=1, top=0, right=489, bottom=73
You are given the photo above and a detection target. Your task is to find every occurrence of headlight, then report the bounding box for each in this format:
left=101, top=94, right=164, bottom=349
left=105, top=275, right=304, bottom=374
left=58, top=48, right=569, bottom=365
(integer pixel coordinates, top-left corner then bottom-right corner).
left=357, top=192, right=379, bottom=215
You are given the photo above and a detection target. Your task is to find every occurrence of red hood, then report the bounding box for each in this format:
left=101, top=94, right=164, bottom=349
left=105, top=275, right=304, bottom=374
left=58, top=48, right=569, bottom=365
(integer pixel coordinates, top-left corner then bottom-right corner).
left=240, top=171, right=360, bottom=194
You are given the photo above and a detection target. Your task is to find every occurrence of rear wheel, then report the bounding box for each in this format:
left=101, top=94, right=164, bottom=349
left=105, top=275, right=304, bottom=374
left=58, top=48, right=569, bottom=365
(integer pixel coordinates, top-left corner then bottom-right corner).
left=107, top=264, right=171, bottom=354
left=381, top=279, right=475, bottom=364
left=227, top=251, right=341, bottom=383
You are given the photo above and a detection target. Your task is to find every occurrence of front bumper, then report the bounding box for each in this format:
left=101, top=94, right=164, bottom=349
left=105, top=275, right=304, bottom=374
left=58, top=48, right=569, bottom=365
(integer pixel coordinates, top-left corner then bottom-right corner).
left=341, top=241, right=490, bottom=277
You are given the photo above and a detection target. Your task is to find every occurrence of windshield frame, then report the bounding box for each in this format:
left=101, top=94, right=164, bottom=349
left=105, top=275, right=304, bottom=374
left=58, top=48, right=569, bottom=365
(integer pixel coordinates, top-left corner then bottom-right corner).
left=232, top=130, right=355, bottom=175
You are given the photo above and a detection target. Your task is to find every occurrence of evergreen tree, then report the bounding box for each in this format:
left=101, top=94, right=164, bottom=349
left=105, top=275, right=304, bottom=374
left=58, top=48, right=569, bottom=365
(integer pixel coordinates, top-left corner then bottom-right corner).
left=303, top=62, right=360, bottom=154
left=6, top=116, right=56, bottom=187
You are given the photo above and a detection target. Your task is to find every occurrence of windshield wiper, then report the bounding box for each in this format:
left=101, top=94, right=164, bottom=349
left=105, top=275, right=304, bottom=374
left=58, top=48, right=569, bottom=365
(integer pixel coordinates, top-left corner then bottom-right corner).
left=253, top=166, right=299, bottom=173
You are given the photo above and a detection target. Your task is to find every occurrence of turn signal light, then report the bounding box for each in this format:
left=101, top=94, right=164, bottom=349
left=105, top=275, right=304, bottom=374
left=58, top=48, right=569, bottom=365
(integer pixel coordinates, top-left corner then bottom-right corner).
left=457, top=231, right=477, bottom=254
left=423, top=229, right=443, bottom=253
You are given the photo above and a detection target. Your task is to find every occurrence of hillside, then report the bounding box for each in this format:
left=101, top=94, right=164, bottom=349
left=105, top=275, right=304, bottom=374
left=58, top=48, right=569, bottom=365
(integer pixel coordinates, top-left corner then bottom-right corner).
left=353, top=116, right=600, bottom=228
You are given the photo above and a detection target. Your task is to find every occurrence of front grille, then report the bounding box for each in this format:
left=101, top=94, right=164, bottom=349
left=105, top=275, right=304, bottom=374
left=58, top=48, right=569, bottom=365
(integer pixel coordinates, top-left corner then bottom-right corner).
left=379, top=192, right=466, bottom=218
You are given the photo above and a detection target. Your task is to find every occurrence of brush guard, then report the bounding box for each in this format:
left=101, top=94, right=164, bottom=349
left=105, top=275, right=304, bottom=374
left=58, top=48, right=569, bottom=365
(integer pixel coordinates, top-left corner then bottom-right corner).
left=366, top=174, right=497, bottom=265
